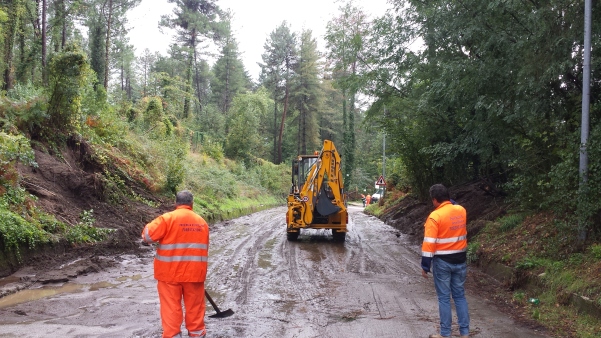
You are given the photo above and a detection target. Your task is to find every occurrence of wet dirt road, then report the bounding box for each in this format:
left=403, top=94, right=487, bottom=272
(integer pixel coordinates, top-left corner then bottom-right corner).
left=0, top=206, right=547, bottom=338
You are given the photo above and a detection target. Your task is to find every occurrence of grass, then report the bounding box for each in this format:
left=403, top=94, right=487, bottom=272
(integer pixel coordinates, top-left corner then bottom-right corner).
left=475, top=212, right=601, bottom=337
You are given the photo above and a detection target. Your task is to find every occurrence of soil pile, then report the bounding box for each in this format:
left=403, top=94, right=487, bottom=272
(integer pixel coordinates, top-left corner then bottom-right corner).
left=379, top=179, right=507, bottom=244
left=7, top=138, right=171, bottom=276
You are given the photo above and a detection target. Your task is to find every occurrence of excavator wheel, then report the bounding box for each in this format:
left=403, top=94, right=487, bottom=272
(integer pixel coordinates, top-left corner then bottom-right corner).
left=287, top=230, right=300, bottom=241
left=331, top=229, right=346, bottom=242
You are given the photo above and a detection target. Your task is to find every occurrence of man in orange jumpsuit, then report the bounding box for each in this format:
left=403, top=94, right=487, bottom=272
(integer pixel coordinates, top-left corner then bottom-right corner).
left=142, top=190, right=209, bottom=338
left=365, top=194, right=371, bottom=206
left=421, top=184, right=469, bottom=338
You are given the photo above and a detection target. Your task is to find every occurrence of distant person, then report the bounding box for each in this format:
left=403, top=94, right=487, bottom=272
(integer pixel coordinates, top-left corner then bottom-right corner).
left=365, top=194, right=371, bottom=206
left=142, top=190, right=210, bottom=338
left=421, top=184, right=469, bottom=338
left=361, top=194, right=366, bottom=207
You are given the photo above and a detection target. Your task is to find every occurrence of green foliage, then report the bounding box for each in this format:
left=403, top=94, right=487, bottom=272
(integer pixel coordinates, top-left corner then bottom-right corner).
left=47, top=44, right=92, bottom=137
left=163, top=138, right=186, bottom=193
left=515, top=256, right=542, bottom=270
left=0, top=83, right=48, bottom=135
left=201, top=139, right=225, bottom=162
left=513, top=291, right=526, bottom=304
left=236, top=159, right=290, bottom=196
left=0, top=7, right=7, bottom=29
left=590, top=244, right=601, bottom=260
left=144, top=97, right=164, bottom=128
left=499, top=214, right=525, bottom=233
left=0, top=132, right=37, bottom=168
left=66, top=209, right=114, bottom=244
left=211, top=16, right=251, bottom=121
left=184, top=160, right=239, bottom=201
left=467, top=241, right=479, bottom=264
left=224, top=91, right=270, bottom=162
left=568, top=253, right=584, bottom=266
left=0, top=208, right=49, bottom=259
left=362, top=0, right=601, bottom=212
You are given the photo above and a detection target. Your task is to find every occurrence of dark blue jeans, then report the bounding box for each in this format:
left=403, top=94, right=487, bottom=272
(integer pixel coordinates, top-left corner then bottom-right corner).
left=432, top=256, right=470, bottom=336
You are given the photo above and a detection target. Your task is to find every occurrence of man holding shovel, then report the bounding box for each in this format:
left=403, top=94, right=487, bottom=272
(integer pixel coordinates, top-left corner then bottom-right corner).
left=142, top=190, right=210, bottom=338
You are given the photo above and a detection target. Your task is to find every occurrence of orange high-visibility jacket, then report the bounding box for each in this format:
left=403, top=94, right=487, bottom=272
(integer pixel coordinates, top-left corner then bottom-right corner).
left=421, top=201, right=467, bottom=258
left=142, top=205, right=209, bottom=282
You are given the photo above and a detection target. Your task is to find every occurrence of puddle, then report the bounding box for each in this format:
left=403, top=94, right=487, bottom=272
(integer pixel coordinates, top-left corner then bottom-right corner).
left=258, top=238, right=276, bottom=269
left=0, top=276, right=129, bottom=308
left=115, top=274, right=142, bottom=282
left=89, top=281, right=117, bottom=291
left=0, top=283, right=84, bottom=309
left=0, top=275, right=21, bottom=288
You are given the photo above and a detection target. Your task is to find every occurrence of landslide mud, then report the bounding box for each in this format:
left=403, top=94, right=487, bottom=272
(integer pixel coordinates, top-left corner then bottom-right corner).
left=0, top=206, right=547, bottom=338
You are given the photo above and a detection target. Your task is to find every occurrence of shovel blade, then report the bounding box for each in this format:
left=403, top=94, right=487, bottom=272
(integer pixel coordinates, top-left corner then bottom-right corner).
left=209, top=308, right=234, bottom=318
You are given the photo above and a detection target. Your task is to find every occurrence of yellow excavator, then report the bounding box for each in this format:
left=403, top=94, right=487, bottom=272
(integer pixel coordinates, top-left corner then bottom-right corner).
left=285, top=140, right=348, bottom=241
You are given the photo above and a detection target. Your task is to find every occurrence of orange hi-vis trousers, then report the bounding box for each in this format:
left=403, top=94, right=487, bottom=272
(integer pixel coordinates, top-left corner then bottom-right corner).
left=157, top=281, right=206, bottom=338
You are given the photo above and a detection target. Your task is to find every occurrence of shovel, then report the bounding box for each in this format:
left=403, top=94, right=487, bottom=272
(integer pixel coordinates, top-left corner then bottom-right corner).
left=205, top=290, right=234, bottom=318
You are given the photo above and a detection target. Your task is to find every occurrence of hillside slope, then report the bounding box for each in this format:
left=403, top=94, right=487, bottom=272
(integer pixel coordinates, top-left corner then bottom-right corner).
left=378, top=180, right=506, bottom=244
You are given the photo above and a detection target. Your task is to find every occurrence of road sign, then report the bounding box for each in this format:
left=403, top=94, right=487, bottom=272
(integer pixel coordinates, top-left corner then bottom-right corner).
left=376, top=175, right=386, bottom=186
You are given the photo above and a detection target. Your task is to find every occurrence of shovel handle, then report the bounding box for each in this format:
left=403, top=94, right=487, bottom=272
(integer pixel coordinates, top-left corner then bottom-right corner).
left=204, top=290, right=221, bottom=313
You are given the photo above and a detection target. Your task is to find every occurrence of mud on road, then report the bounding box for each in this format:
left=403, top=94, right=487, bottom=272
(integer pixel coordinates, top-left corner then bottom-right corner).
left=0, top=206, right=547, bottom=338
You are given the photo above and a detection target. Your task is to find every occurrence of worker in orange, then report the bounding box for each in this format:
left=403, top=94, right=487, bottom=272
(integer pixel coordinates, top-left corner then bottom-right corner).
left=365, top=194, right=371, bottom=206
left=421, top=184, right=469, bottom=338
left=142, top=190, right=210, bottom=338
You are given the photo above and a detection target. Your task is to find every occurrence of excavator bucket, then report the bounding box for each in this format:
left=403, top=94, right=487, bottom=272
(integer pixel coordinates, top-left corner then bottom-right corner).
left=316, top=186, right=341, bottom=216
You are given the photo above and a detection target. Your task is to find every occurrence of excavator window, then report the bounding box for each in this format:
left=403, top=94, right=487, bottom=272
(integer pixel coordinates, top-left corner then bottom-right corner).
left=297, top=156, right=317, bottom=187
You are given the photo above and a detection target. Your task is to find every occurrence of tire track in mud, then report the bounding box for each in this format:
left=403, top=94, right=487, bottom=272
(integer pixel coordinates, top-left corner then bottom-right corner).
left=204, top=205, right=548, bottom=338
left=207, top=210, right=281, bottom=305
left=343, top=212, right=416, bottom=277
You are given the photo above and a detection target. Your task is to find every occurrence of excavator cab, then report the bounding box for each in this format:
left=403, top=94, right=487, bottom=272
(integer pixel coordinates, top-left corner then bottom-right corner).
left=291, top=155, right=318, bottom=194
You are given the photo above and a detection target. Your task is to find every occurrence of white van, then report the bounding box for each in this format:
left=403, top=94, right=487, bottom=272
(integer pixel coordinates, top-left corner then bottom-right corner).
left=371, top=188, right=385, bottom=202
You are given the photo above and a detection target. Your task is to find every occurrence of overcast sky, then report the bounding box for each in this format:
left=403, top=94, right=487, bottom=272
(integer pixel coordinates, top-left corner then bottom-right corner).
left=127, top=0, right=391, bottom=80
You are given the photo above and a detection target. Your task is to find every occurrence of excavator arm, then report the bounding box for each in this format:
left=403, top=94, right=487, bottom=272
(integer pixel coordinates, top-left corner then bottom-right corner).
left=286, top=140, right=347, bottom=241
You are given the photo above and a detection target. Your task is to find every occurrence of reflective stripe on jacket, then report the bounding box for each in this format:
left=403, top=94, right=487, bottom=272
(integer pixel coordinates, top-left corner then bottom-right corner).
left=141, top=205, right=209, bottom=282
left=421, top=201, right=467, bottom=258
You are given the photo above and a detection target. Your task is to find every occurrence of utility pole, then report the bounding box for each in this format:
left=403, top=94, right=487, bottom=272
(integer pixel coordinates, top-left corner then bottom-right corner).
left=578, top=0, right=592, bottom=242
left=382, top=107, right=387, bottom=198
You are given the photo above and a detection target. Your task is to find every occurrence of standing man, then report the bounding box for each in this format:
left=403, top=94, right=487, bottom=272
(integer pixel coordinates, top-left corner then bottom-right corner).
left=142, top=190, right=209, bottom=338
left=421, top=184, right=470, bottom=338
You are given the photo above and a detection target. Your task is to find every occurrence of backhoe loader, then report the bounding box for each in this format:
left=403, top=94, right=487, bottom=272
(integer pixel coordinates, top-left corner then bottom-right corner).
left=286, top=140, right=348, bottom=241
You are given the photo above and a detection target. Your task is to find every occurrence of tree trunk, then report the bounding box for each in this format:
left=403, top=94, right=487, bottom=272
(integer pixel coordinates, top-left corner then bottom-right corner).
left=193, top=47, right=203, bottom=113
left=278, top=76, right=290, bottom=164
left=3, top=2, right=18, bottom=91
left=103, top=0, right=113, bottom=89
left=273, top=102, right=277, bottom=163
left=223, top=50, right=231, bottom=134
left=183, top=61, right=192, bottom=119
left=42, top=0, right=47, bottom=84
left=60, top=0, right=67, bottom=50
left=120, top=59, right=124, bottom=91
left=341, top=88, right=348, bottom=177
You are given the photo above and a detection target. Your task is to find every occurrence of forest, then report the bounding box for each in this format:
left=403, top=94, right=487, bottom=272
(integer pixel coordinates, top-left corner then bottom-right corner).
left=1, top=0, right=601, bottom=271
left=0, top=0, right=601, bottom=335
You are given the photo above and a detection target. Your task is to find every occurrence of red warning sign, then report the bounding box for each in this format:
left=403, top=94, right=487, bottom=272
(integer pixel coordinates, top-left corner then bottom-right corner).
left=376, top=175, right=386, bottom=186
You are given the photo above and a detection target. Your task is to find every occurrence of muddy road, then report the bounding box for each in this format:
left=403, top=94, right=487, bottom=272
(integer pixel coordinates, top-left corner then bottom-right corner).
left=0, top=206, right=546, bottom=337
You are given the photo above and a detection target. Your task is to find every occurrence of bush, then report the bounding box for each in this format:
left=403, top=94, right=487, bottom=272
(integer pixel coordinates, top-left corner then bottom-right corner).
left=1, top=83, right=48, bottom=136
left=66, top=209, right=114, bottom=244
left=0, top=208, right=49, bottom=259
left=47, top=44, right=92, bottom=137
